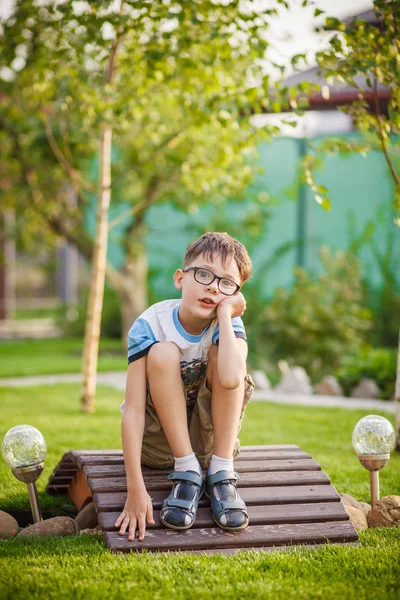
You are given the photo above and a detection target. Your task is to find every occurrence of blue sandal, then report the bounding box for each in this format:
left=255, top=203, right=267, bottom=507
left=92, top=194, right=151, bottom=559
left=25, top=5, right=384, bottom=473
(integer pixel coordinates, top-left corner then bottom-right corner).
left=160, top=471, right=204, bottom=530
left=206, top=470, right=249, bottom=531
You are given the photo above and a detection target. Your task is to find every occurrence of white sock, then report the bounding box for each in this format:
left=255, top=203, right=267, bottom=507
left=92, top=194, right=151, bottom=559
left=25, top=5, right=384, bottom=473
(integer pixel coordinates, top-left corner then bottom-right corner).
left=208, top=454, right=234, bottom=475
left=174, top=452, right=201, bottom=475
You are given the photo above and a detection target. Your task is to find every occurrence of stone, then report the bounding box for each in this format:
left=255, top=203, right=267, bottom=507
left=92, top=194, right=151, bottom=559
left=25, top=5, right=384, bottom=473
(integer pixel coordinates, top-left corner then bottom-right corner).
left=74, top=502, right=98, bottom=531
left=367, top=495, right=400, bottom=528
left=79, top=525, right=102, bottom=535
left=358, top=501, right=372, bottom=518
left=314, top=376, right=343, bottom=396
left=339, top=493, right=360, bottom=509
left=351, top=378, right=380, bottom=399
left=18, top=516, right=78, bottom=537
left=344, top=505, right=368, bottom=530
left=340, top=493, right=371, bottom=518
left=250, top=370, right=271, bottom=391
left=0, top=511, right=19, bottom=539
left=274, top=366, right=313, bottom=395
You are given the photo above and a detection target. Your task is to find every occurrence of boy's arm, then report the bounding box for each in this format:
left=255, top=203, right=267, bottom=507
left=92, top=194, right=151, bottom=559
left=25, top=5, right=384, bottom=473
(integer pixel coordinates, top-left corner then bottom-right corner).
left=114, top=357, right=155, bottom=541
left=216, top=293, right=248, bottom=389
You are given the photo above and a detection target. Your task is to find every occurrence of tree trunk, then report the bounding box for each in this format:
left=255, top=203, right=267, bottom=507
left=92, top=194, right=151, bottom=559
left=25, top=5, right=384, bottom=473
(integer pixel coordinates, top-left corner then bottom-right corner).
left=395, top=326, right=400, bottom=451
left=112, top=236, right=148, bottom=342
left=80, top=123, right=112, bottom=413
left=0, top=209, right=16, bottom=320
left=120, top=258, right=148, bottom=339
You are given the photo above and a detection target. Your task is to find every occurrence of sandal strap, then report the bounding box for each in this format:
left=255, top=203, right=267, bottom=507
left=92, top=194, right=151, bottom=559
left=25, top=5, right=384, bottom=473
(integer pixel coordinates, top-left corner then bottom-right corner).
left=217, top=500, right=247, bottom=512
left=167, top=471, right=203, bottom=487
left=163, top=497, right=195, bottom=511
left=206, top=470, right=239, bottom=486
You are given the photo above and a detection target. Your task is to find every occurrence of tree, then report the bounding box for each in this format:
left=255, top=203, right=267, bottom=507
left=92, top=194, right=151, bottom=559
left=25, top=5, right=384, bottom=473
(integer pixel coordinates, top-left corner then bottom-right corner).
left=302, top=0, right=400, bottom=448
left=0, top=0, right=300, bottom=411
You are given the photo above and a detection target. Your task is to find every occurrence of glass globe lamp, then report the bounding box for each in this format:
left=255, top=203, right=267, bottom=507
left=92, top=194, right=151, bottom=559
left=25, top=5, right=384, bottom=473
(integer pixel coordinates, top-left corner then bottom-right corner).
left=2, top=425, right=47, bottom=522
left=352, top=415, right=395, bottom=506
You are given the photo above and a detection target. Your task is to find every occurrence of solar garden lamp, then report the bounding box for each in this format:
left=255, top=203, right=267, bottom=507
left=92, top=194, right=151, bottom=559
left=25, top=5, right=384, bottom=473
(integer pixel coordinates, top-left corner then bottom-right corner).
left=352, top=415, right=395, bottom=507
left=1, top=425, right=47, bottom=523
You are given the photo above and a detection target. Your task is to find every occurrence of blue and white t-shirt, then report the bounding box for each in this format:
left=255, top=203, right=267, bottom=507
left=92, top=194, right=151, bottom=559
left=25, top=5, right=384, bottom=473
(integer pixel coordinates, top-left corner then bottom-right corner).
left=124, top=299, right=246, bottom=408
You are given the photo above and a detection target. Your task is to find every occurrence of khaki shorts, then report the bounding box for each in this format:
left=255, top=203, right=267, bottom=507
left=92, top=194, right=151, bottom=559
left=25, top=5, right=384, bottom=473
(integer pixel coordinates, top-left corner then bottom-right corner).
left=141, top=374, right=255, bottom=470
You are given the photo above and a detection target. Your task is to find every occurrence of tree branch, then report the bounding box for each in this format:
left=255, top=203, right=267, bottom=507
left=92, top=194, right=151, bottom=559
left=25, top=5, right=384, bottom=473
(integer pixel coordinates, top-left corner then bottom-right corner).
left=108, top=198, right=148, bottom=231
left=25, top=169, right=93, bottom=259
left=112, top=126, right=187, bottom=187
left=43, top=115, right=96, bottom=197
left=373, top=78, right=400, bottom=186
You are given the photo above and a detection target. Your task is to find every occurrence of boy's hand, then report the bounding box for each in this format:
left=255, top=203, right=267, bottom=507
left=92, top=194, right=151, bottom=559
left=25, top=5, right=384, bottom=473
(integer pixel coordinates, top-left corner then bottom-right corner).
left=114, top=487, right=155, bottom=542
left=217, top=292, right=246, bottom=319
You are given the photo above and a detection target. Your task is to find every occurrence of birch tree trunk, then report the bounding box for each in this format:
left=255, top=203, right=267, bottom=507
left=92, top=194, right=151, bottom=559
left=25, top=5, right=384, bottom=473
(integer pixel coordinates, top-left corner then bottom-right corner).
left=395, top=328, right=400, bottom=451
left=80, top=123, right=112, bottom=413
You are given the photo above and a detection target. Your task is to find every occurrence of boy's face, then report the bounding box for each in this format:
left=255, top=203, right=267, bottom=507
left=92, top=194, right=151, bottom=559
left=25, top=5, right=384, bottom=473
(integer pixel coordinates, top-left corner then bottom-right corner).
left=174, top=252, right=242, bottom=322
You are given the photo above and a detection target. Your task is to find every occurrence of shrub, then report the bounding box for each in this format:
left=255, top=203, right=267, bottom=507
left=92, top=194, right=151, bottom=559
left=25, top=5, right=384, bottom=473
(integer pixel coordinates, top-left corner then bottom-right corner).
left=58, top=285, right=122, bottom=339
left=336, top=346, right=397, bottom=400
left=261, top=247, right=372, bottom=378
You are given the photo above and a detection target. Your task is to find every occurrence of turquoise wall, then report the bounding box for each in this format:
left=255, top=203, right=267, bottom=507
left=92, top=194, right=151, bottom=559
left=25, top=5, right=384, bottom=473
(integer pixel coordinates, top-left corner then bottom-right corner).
left=86, top=133, right=400, bottom=300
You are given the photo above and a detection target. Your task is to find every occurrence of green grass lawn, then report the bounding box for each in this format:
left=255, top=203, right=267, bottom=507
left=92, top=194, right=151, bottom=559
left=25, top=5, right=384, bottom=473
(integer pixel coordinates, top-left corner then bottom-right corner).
left=0, top=338, right=127, bottom=378
left=0, top=383, right=399, bottom=599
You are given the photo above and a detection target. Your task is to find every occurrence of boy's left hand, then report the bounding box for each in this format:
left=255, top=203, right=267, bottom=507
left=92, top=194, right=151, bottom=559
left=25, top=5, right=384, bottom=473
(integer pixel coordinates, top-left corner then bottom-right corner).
left=216, top=292, right=246, bottom=319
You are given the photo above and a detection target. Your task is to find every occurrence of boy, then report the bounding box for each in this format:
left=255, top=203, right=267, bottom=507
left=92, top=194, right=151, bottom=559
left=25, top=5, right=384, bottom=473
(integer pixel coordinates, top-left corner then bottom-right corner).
left=115, top=232, right=254, bottom=542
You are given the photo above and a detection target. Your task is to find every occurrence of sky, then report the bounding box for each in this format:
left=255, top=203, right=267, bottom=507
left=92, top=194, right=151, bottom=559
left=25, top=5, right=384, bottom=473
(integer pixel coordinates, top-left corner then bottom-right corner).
left=266, top=0, right=373, bottom=70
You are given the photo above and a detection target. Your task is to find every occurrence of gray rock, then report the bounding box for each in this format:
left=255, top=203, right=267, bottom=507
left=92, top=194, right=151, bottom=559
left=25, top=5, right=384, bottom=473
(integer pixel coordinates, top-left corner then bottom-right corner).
left=340, top=493, right=371, bottom=518
left=340, top=493, right=361, bottom=509
left=314, top=376, right=343, bottom=396
left=250, top=370, right=271, bottom=391
left=79, top=526, right=102, bottom=535
left=358, top=501, right=372, bottom=518
left=0, top=511, right=19, bottom=539
left=351, top=378, right=380, bottom=399
left=18, top=516, right=78, bottom=537
left=344, top=505, right=368, bottom=530
left=74, top=502, right=98, bottom=531
left=367, top=495, right=400, bottom=528
left=275, top=366, right=313, bottom=395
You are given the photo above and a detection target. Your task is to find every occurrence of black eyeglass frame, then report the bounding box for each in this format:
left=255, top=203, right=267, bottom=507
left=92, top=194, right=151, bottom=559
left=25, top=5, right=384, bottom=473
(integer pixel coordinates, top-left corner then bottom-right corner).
left=182, top=266, right=241, bottom=296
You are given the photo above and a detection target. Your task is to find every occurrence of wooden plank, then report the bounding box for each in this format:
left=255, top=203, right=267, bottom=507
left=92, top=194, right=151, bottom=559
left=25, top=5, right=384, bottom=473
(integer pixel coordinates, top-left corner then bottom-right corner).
left=46, top=484, right=70, bottom=495
left=94, top=484, right=340, bottom=511
left=240, top=445, right=301, bottom=451
left=99, top=501, right=350, bottom=531
left=45, top=476, right=73, bottom=486
left=50, top=468, right=78, bottom=476
left=70, top=445, right=301, bottom=457
left=145, top=541, right=361, bottom=555
left=52, top=464, right=78, bottom=472
left=237, top=450, right=310, bottom=460
left=83, top=458, right=320, bottom=479
left=104, top=521, right=358, bottom=553
left=51, top=446, right=308, bottom=470
left=88, top=471, right=330, bottom=494
left=76, top=450, right=311, bottom=468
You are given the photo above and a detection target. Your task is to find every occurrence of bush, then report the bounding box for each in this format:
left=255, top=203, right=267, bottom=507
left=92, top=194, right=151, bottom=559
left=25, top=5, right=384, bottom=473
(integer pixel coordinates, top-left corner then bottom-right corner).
left=261, top=247, right=372, bottom=378
left=336, top=346, right=397, bottom=400
left=58, top=285, right=122, bottom=339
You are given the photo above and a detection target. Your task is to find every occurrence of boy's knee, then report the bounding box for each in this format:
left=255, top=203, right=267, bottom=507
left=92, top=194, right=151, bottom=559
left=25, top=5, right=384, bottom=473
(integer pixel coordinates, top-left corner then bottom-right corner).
left=147, top=342, right=180, bottom=372
left=206, top=344, right=244, bottom=390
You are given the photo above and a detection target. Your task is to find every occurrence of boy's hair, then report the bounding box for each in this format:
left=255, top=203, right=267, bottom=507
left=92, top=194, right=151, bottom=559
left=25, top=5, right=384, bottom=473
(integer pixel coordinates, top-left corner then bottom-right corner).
left=183, top=232, right=252, bottom=283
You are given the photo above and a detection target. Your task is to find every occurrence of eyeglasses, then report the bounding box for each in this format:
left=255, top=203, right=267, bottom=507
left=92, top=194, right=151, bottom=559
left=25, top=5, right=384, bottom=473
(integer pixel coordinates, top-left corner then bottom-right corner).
left=183, top=267, right=240, bottom=296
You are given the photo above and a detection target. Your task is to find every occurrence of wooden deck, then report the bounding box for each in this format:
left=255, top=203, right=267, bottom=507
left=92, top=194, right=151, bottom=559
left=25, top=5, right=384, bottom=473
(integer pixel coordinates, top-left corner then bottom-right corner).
left=46, top=445, right=358, bottom=554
